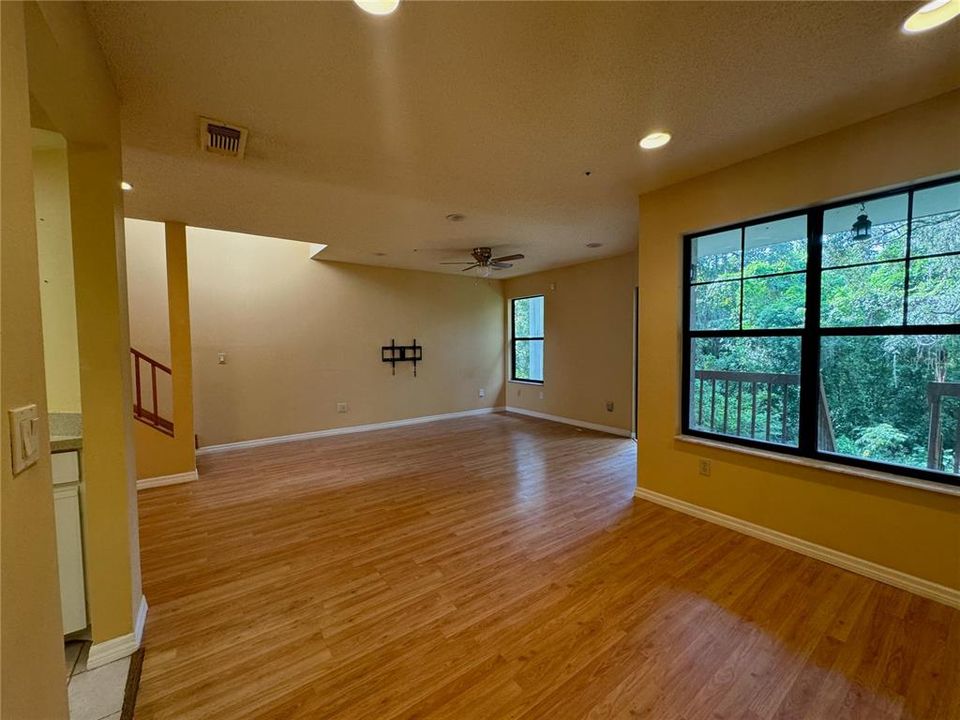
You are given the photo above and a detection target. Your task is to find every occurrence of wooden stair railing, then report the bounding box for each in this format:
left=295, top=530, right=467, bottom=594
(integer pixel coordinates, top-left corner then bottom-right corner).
left=131, top=348, right=174, bottom=436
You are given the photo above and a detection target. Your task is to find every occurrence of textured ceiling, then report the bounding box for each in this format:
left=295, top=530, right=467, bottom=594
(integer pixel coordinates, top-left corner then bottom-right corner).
left=85, top=1, right=960, bottom=277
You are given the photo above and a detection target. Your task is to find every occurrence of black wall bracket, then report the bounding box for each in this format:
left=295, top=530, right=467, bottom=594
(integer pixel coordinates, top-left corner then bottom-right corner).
left=381, top=338, right=422, bottom=377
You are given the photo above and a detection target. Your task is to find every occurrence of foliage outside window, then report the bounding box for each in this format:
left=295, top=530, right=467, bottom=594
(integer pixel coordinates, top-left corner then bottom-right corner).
left=683, top=176, right=960, bottom=487
left=512, top=295, right=544, bottom=383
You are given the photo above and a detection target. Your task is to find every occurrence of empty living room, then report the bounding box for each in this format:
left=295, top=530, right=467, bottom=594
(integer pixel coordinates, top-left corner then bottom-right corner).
left=3, top=1, right=960, bottom=719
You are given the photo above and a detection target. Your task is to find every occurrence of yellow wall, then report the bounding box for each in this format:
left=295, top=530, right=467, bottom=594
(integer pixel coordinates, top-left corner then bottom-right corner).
left=0, top=3, right=70, bottom=716
left=33, top=135, right=81, bottom=413
left=637, top=90, right=960, bottom=590
left=125, top=218, right=171, bottom=366
left=2, top=4, right=141, bottom=693
left=156, top=228, right=504, bottom=446
left=502, top=253, right=637, bottom=432
left=130, top=222, right=196, bottom=480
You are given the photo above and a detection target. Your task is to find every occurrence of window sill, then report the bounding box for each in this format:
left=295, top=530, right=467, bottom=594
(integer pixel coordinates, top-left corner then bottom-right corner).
left=674, top=434, right=960, bottom=498
left=508, top=379, right=544, bottom=386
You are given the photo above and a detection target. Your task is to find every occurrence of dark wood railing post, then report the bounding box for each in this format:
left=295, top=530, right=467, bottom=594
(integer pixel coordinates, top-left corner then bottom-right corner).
left=151, top=364, right=159, bottom=420
left=134, top=355, right=142, bottom=415
left=736, top=382, right=743, bottom=436
left=765, top=384, right=772, bottom=441
left=781, top=383, right=788, bottom=443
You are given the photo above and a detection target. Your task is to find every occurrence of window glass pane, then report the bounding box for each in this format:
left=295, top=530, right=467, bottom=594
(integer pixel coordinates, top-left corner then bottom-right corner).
left=514, top=339, right=543, bottom=382
left=910, top=181, right=960, bottom=256
left=742, top=274, right=806, bottom=330
left=513, top=296, right=543, bottom=338
left=908, top=255, right=960, bottom=325
left=819, top=334, right=960, bottom=477
left=822, top=193, right=908, bottom=268
left=691, top=281, right=740, bottom=330
left=689, top=336, right=800, bottom=446
left=744, top=216, right=807, bottom=276
left=821, top=262, right=905, bottom=327
left=692, top=229, right=741, bottom=283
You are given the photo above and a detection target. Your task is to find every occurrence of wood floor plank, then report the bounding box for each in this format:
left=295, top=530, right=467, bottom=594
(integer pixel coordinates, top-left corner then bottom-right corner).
left=134, top=413, right=959, bottom=719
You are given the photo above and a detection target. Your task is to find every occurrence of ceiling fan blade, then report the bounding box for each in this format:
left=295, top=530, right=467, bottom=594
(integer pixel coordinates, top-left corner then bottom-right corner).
left=492, top=253, right=524, bottom=263
left=460, top=263, right=480, bottom=272
left=490, top=262, right=513, bottom=269
left=439, top=261, right=474, bottom=265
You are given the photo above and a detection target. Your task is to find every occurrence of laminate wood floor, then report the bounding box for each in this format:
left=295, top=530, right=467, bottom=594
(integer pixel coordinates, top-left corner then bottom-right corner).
left=135, top=413, right=959, bottom=720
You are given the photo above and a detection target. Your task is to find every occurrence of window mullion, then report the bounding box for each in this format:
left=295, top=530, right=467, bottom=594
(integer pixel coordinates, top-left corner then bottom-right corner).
left=902, top=190, right=914, bottom=325
left=798, top=210, right=823, bottom=455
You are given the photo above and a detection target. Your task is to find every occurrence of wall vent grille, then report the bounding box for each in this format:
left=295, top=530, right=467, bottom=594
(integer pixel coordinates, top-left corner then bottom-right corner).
left=199, top=117, right=248, bottom=158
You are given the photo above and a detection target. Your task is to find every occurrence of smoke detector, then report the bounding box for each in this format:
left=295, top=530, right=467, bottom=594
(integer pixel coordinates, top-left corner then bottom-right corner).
left=199, top=117, right=248, bottom=158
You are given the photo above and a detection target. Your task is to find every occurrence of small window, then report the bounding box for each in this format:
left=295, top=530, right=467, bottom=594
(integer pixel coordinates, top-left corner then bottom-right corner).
left=511, top=295, right=544, bottom=383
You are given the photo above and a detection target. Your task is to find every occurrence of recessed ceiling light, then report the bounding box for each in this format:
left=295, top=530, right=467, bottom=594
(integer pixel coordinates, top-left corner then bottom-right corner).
left=353, top=0, right=400, bottom=15
left=639, top=132, right=671, bottom=150
left=121, top=181, right=133, bottom=191
left=446, top=213, right=466, bottom=223
left=903, top=0, right=960, bottom=32
left=586, top=242, right=603, bottom=248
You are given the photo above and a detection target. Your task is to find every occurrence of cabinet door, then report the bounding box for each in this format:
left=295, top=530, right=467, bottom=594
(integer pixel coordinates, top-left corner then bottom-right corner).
left=54, top=485, right=87, bottom=634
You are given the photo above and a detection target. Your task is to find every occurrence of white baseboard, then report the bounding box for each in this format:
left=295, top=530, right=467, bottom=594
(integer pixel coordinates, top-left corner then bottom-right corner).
left=197, top=407, right=506, bottom=456
left=633, top=486, right=960, bottom=609
left=86, top=594, right=148, bottom=669
left=505, top=407, right=632, bottom=438
left=137, top=468, right=198, bottom=491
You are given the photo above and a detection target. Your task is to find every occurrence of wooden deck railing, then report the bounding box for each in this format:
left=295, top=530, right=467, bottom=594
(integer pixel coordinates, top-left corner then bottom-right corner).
left=131, top=348, right=174, bottom=436
left=927, top=382, right=960, bottom=474
left=694, top=371, right=958, bottom=474
left=693, top=370, right=803, bottom=445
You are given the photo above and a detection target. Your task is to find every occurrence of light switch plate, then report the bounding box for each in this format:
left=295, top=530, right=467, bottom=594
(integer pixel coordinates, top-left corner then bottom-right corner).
left=9, top=404, right=41, bottom=475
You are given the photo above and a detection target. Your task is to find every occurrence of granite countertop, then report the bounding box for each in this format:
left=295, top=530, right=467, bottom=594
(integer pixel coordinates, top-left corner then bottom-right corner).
left=50, top=412, right=82, bottom=453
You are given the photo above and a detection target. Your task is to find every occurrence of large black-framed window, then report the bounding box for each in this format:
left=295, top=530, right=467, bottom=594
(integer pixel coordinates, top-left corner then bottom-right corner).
left=682, top=174, right=960, bottom=488
left=511, top=295, right=544, bottom=383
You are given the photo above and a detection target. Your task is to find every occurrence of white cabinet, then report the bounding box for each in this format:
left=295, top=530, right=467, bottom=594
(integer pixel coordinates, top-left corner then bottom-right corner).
left=52, top=451, right=87, bottom=634
left=52, top=451, right=80, bottom=485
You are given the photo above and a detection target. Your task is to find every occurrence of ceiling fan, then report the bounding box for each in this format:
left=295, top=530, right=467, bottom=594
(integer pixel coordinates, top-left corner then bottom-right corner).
left=440, top=247, right=525, bottom=272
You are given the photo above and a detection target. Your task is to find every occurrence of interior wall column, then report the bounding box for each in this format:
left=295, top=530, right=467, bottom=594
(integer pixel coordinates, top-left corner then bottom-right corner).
left=166, top=221, right=195, bottom=471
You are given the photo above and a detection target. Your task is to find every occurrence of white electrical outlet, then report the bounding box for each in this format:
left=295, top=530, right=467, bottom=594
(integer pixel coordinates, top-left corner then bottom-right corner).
left=699, top=459, right=712, bottom=477
left=218, top=352, right=227, bottom=364
left=539, top=391, right=544, bottom=400
left=336, top=402, right=348, bottom=414
left=478, top=388, right=485, bottom=398
left=9, top=404, right=40, bottom=475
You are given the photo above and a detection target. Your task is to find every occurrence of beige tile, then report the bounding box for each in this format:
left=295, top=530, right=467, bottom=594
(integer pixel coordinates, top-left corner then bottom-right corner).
left=64, top=641, right=83, bottom=681
left=72, top=641, right=91, bottom=676
left=68, top=656, right=128, bottom=720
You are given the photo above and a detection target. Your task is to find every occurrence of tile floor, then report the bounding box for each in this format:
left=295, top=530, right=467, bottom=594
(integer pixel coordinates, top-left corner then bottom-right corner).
left=65, top=640, right=129, bottom=720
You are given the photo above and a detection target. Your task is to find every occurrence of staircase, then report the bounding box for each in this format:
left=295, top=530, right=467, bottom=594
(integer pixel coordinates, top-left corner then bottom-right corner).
left=131, top=348, right=174, bottom=436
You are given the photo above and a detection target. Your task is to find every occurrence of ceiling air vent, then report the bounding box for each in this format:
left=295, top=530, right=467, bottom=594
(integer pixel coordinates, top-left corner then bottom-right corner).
left=199, top=117, right=248, bottom=158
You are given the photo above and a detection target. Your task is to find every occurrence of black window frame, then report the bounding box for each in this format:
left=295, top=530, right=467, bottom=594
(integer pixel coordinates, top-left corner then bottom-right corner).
left=511, top=294, right=545, bottom=384
left=681, top=173, right=960, bottom=488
